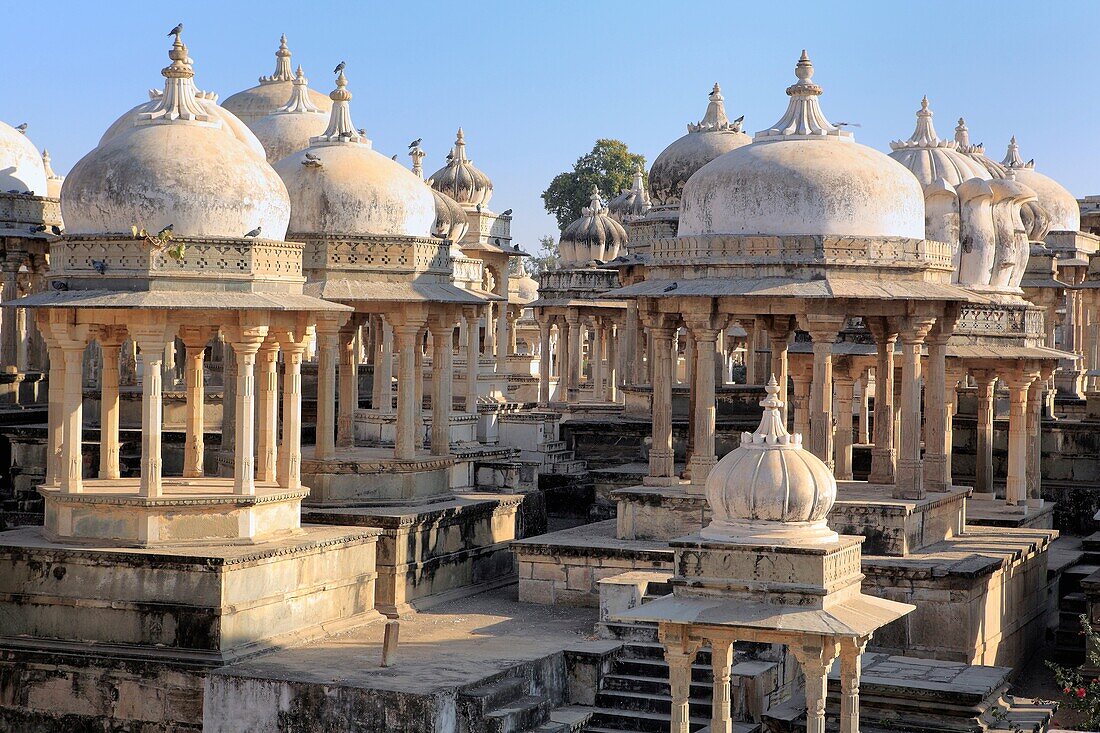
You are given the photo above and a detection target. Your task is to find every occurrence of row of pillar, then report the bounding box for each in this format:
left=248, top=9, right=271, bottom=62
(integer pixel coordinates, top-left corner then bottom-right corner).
left=536, top=312, right=620, bottom=405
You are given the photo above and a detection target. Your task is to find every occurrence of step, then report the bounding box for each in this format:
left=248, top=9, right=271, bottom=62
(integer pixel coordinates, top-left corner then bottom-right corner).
left=583, top=706, right=710, bottom=733
left=596, top=688, right=714, bottom=717
left=531, top=705, right=593, bottom=733
left=484, top=694, right=552, bottom=733
left=1062, top=591, right=1087, bottom=615
left=601, top=673, right=710, bottom=696
left=459, top=677, right=528, bottom=720
left=540, top=440, right=566, bottom=453
left=611, top=657, right=714, bottom=684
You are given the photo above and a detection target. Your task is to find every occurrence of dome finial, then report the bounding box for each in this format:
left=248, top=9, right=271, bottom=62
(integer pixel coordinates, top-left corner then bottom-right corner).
left=1001, top=135, right=1026, bottom=168
left=890, top=95, right=946, bottom=150
left=261, top=34, right=295, bottom=83
left=756, top=50, right=846, bottom=141
left=311, top=68, right=366, bottom=144
left=276, top=65, right=323, bottom=114
left=748, top=375, right=794, bottom=446
left=454, top=128, right=469, bottom=162
left=954, top=117, right=971, bottom=150
left=410, top=144, right=426, bottom=179
left=139, top=29, right=210, bottom=124
left=689, top=81, right=741, bottom=133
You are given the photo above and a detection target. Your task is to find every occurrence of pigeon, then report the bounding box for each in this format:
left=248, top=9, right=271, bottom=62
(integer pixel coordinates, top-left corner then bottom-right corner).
left=15, top=123, right=27, bottom=134
left=30, top=224, right=46, bottom=233
left=302, top=152, right=323, bottom=168
left=662, top=282, right=678, bottom=292
left=244, top=227, right=261, bottom=238
left=51, top=280, right=68, bottom=292
left=333, top=60, right=346, bottom=75
left=167, top=23, right=183, bottom=37
left=476, top=204, right=482, bottom=213
left=731, top=115, right=744, bottom=126
left=391, top=154, right=398, bottom=161
left=834, top=121, right=862, bottom=128
left=6, top=190, right=18, bottom=194
left=157, top=224, right=174, bottom=238
left=22, top=191, right=32, bottom=196
left=358, top=128, right=367, bottom=136
left=50, top=225, right=62, bottom=235
left=408, top=138, right=422, bottom=149
left=494, top=238, right=501, bottom=245
left=91, top=260, right=108, bottom=274
left=500, top=208, right=512, bottom=216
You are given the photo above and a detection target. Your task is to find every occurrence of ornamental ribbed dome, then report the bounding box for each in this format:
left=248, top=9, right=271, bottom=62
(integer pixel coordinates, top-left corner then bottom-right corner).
left=1001, top=137, right=1081, bottom=233
left=0, top=120, right=48, bottom=196
left=558, top=186, right=628, bottom=265
left=608, top=164, right=651, bottom=223
left=679, top=52, right=925, bottom=240
left=221, top=35, right=332, bottom=127
left=251, top=66, right=330, bottom=163
left=702, top=377, right=838, bottom=546
left=428, top=129, right=493, bottom=208
left=410, top=145, right=469, bottom=241
left=648, top=83, right=751, bottom=207
left=61, top=33, right=291, bottom=240
left=953, top=119, right=1008, bottom=178
left=508, top=258, right=539, bottom=304
left=888, top=97, right=991, bottom=186
left=274, top=70, right=436, bottom=238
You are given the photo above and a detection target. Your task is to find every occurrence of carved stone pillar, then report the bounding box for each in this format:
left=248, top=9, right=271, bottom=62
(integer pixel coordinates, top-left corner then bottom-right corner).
left=606, top=322, right=618, bottom=403
left=661, top=630, right=700, bottom=733
left=394, top=321, right=426, bottom=460
left=834, top=372, right=855, bottom=481
left=337, top=322, right=358, bottom=449
left=793, top=642, right=839, bottom=733
left=868, top=318, right=898, bottom=485
left=178, top=326, right=210, bottom=479
left=96, top=331, right=124, bottom=481
left=645, top=319, right=676, bottom=484
left=839, top=637, right=868, bottom=733
left=0, top=251, right=24, bottom=375
left=314, top=317, right=342, bottom=461
left=858, top=369, right=871, bottom=445
left=590, top=320, right=604, bottom=401
left=227, top=323, right=268, bottom=496
left=275, top=327, right=311, bottom=490
left=372, top=315, right=394, bottom=414
left=686, top=318, right=719, bottom=489
left=429, top=316, right=455, bottom=456
left=800, top=315, right=845, bottom=469
left=1027, top=375, right=1044, bottom=508
left=973, top=371, right=996, bottom=499
left=1006, top=372, right=1036, bottom=507
left=60, top=343, right=87, bottom=494
left=44, top=339, right=62, bottom=487
left=537, top=316, right=551, bottom=405
left=763, top=316, right=794, bottom=422
left=896, top=316, right=935, bottom=500
left=924, top=319, right=954, bottom=492
left=792, top=371, right=811, bottom=439
left=463, top=307, right=480, bottom=413
left=131, top=322, right=172, bottom=498
left=709, top=637, right=734, bottom=733
left=256, top=337, right=280, bottom=483
left=566, top=311, right=582, bottom=403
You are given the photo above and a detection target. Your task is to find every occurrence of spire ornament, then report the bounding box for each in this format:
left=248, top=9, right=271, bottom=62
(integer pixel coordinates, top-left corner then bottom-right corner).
left=1001, top=136, right=1034, bottom=169
left=756, top=51, right=848, bottom=141
left=42, top=149, right=62, bottom=183
left=139, top=31, right=211, bottom=124
left=276, top=65, right=323, bottom=114
left=260, top=34, right=295, bottom=83
left=311, top=69, right=368, bottom=145
left=688, top=83, right=742, bottom=133
left=410, top=145, right=426, bottom=178
left=890, top=96, right=955, bottom=151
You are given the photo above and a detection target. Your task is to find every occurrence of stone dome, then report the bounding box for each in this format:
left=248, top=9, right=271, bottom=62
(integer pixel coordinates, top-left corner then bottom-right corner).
left=648, top=83, right=751, bottom=207
left=702, top=378, right=838, bottom=546
left=952, top=119, right=1008, bottom=178
left=221, top=35, right=332, bottom=127
left=679, top=53, right=925, bottom=240
left=274, top=71, right=436, bottom=238
left=888, top=97, right=991, bottom=186
left=62, top=33, right=291, bottom=240
left=428, top=129, right=493, bottom=209
left=41, top=149, right=64, bottom=199
left=509, top=258, right=539, bottom=304
left=558, top=187, right=628, bottom=265
left=1001, top=136, right=1081, bottom=232
left=0, top=120, right=48, bottom=196
left=608, top=164, right=651, bottom=223
left=251, top=66, right=330, bottom=163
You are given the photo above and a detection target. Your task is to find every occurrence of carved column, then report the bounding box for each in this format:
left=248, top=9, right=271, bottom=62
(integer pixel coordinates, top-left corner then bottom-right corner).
left=645, top=318, right=676, bottom=484
left=337, top=321, right=358, bottom=449
left=131, top=322, right=172, bottom=497
left=228, top=323, right=268, bottom=496
left=590, top=319, right=604, bottom=401
left=60, top=341, right=88, bottom=493
left=429, top=315, right=455, bottom=456
left=709, top=637, right=734, bottom=733
left=272, top=326, right=309, bottom=489
left=313, top=315, right=343, bottom=461
left=1027, top=374, right=1044, bottom=508
left=606, top=322, right=618, bottom=403
left=945, top=369, right=963, bottom=488
left=973, top=371, right=996, bottom=499
left=868, top=318, right=898, bottom=485
left=44, top=339, right=62, bottom=487
left=834, top=371, right=855, bottom=481
left=556, top=316, right=570, bottom=401
left=372, top=315, right=394, bottom=414
left=686, top=316, right=719, bottom=489
left=896, top=316, right=935, bottom=499
left=537, top=316, right=551, bottom=405
left=414, top=328, right=425, bottom=449
left=794, top=641, right=839, bottom=733
left=839, top=637, right=868, bottom=733
left=623, top=300, right=639, bottom=390
left=924, top=316, right=955, bottom=492
left=792, top=370, right=811, bottom=438
left=178, top=326, right=210, bottom=479
left=1006, top=371, right=1036, bottom=507
left=858, top=369, right=872, bottom=445
left=256, top=336, right=280, bottom=483
left=394, top=319, right=426, bottom=460
left=566, top=311, right=582, bottom=403
left=96, top=331, right=124, bottom=480
left=463, top=307, right=480, bottom=413
left=0, top=250, right=24, bottom=375
left=661, top=629, right=700, bottom=733
left=800, top=315, right=845, bottom=469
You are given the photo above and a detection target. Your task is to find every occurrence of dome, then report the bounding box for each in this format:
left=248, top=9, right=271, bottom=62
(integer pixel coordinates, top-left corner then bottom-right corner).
left=41, top=149, right=64, bottom=199
left=648, top=83, right=751, bottom=207
left=274, top=71, right=436, bottom=238
left=953, top=118, right=1008, bottom=178
left=608, top=164, right=651, bottom=223
left=221, top=35, right=332, bottom=127
left=410, top=144, right=469, bottom=241
left=558, top=187, right=628, bottom=265
left=702, top=377, right=838, bottom=546
left=0, top=120, right=48, bottom=196
left=62, top=33, right=291, bottom=240
left=888, top=97, right=991, bottom=186
left=428, top=129, right=493, bottom=208
left=1001, top=136, right=1081, bottom=232
left=251, top=66, right=330, bottom=163
left=679, top=52, right=925, bottom=239
left=508, top=258, right=538, bottom=304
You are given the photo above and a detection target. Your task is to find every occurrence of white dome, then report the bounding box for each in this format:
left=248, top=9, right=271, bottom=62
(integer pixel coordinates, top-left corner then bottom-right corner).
left=558, top=187, right=627, bottom=265
left=62, top=34, right=291, bottom=240
left=274, top=72, right=436, bottom=238
left=648, top=83, right=751, bottom=207
left=428, top=129, right=493, bottom=208
left=221, top=36, right=332, bottom=127
left=608, top=164, right=651, bottom=223
left=251, top=66, right=329, bottom=163
left=679, top=53, right=925, bottom=239
left=0, top=120, right=48, bottom=196
left=1002, top=137, right=1080, bottom=233
left=888, top=98, right=991, bottom=186
left=702, top=378, right=838, bottom=546
left=509, top=259, right=538, bottom=304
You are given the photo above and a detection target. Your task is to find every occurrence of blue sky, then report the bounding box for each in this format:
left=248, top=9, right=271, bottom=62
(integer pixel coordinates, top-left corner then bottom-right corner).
left=2, top=1, right=1097, bottom=247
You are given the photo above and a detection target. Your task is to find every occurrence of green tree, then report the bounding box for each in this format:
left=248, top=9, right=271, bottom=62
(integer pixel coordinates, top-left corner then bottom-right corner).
left=526, top=235, right=560, bottom=277
left=541, top=139, right=646, bottom=231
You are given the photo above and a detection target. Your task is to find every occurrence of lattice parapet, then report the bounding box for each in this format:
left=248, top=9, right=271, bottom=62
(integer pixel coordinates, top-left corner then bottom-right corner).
left=52, top=236, right=306, bottom=291
left=452, top=256, right=485, bottom=287
left=955, top=302, right=1046, bottom=344
left=537, top=267, right=620, bottom=298
left=0, top=193, right=62, bottom=230
left=657, top=235, right=954, bottom=278
left=300, top=235, right=452, bottom=278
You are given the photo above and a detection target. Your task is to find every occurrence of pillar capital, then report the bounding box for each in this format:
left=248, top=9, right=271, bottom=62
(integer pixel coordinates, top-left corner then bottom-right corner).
left=899, top=315, right=937, bottom=344
left=797, top=313, right=846, bottom=341
left=314, top=310, right=350, bottom=336
left=866, top=315, right=899, bottom=343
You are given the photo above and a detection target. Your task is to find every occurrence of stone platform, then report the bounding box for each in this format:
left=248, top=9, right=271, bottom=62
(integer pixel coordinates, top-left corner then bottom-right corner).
left=966, top=496, right=1057, bottom=529
left=304, top=492, right=528, bottom=616
left=301, top=445, right=456, bottom=505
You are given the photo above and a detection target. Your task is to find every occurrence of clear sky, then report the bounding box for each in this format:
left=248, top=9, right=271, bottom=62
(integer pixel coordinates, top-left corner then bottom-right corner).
left=2, top=1, right=1097, bottom=247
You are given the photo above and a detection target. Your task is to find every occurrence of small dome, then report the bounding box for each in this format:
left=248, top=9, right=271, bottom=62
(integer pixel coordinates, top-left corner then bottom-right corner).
left=274, top=71, right=436, bottom=238
left=509, top=258, right=538, bottom=304
left=62, top=33, right=291, bottom=239
left=41, top=149, right=64, bottom=199
left=558, top=186, right=627, bottom=265
left=221, top=35, right=332, bottom=127
left=0, top=120, right=48, bottom=195
left=608, top=164, right=651, bottom=223
left=703, top=377, right=838, bottom=546
left=888, top=97, right=991, bottom=186
left=251, top=66, right=330, bottom=163
left=409, top=145, right=469, bottom=242
left=1001, top=136, right=1081, bottom=232
left=648, top=83, right=751, bottom=207
left=428, top=129, right=493, bottom=208
left=679, top=52, right=925, bottom=239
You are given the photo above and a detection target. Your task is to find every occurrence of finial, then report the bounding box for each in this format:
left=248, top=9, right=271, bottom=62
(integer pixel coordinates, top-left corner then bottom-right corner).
left=739, top=375, right=796, bottom=447
left=276, top=65, right=323, bottom=114
left=260, top=34, right=295, bottom=83
left=311, top=69, right=366, bottom=144
left=689, top=81, right=738, bottom=133
left=41, top=149, right=60, bottom=181
left=1001, top=135, right=1026, bottom=168
left=139, top=29, right=210, bottom=123
left=795, top=50, right=814, bottom=82
left=410, top=145, right=426, bottom=178
left=756, top=50, right=845, bottom=140
left=954, top=117, right=971, bottom=149
left=890, top=95, right=947, bottom=150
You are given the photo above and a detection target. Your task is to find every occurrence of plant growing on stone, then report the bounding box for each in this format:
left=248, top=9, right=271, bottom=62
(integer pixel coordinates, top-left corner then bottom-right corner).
left=1047, top=613, right=1100, bottom=729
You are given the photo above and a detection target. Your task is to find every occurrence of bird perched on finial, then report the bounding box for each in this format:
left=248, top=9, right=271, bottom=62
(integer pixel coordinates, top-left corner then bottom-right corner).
left=358, top=129, right=367, bottom=136
left=662, top=282, right=678, bottom=292
left=15, top=123, right=27, bottom=134
left=408, top=138, right=422, bottom=149
left=92, top=260, right=108, bottom=275
left=244, top=226, right=261, bottom=238
left=50, top=225, right=62, bottom=235
left=168, top=23, right=183, bottom=37
left=333, top=60, right=346, bottom=75
left=731, top=115, right=744, bottom=129
left=501, top=208, right=512, bottom=216
left=302, top=152, right=323, bottom=168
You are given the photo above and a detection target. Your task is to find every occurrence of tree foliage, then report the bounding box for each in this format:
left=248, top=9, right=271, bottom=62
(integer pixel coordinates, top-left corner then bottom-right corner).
left=525, top=235, right=560, bottom=277
left=541, top=139, right=646, bottom=231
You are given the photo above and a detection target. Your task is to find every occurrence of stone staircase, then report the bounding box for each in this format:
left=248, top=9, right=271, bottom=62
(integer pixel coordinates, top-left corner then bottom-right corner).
left=457, top=675, right=593, bottom=733
left=539, top=439, right=588, bottom=476
left=1053, top=534, right=1098, bottom=664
